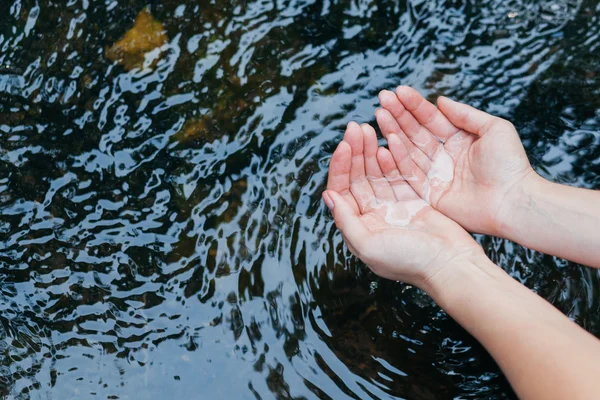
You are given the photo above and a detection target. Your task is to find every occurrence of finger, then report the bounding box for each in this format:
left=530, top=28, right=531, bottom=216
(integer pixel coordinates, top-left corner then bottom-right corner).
left=395, top=86, right=458, bottom=140
left=361, top=123, right=396, bottom=202
left=379, top=90, right=440, bottom=158
left=323, top=190, right=370, bottom=251
left=326, top=140, right=360, bottom=213
left=387, top=133, right=430, bottom=202
left=437, top=96, right=500, bottom=137
left=344, top=121, right=375, bottom=212
left=376, top=147, right=420, bottom=202
left=374, top=107, right=431, bottom=172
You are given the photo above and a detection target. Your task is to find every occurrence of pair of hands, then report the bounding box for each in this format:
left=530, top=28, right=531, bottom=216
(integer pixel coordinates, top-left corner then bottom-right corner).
left=323, top=86, right=536, bottom=288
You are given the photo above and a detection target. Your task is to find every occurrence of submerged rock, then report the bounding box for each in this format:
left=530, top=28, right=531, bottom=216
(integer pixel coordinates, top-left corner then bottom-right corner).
left=106, top=9, right=168, bottom=71
left=173, top=116, right=212, bottom=143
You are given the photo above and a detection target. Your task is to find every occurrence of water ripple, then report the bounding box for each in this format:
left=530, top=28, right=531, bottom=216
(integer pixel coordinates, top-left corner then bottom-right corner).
left=0, top=0, right=598, bottom=398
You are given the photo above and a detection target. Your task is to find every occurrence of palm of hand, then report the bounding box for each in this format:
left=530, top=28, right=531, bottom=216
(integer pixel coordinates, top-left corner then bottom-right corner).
left=324, top=122, right=480, bottom=285
left=376, top=87, right=533, bottom=234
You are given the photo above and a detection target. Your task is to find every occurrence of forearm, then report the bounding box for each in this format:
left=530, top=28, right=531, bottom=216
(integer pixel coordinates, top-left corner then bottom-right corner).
left=498, top=174, right=600, bottom=268
left=423, top=255, right=600, bottom=400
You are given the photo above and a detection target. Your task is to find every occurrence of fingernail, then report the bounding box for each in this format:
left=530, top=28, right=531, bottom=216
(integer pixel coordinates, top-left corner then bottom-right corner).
left=322, top=192, right=334, bottom=211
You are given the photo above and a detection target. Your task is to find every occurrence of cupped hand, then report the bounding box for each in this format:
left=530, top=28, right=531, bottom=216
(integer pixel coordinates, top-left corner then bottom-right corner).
left=375, top=87, right=536, bottom=235
left=323, top=122, right=482, bottom=287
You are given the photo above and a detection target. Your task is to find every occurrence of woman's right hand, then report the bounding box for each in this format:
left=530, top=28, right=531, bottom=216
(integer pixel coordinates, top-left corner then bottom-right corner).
left=376, top=87, right=536, bottom=237
left=375, top=87, right=600, bottom=269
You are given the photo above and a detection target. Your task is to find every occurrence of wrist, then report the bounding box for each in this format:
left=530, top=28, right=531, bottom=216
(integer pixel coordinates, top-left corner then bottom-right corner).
left=494, top=171, right=549, bottom=239
left=419, top=250, right=503, bottom=300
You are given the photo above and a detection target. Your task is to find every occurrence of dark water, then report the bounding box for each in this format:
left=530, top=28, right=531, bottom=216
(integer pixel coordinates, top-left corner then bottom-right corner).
left=0, top=0, right=599, bottom=398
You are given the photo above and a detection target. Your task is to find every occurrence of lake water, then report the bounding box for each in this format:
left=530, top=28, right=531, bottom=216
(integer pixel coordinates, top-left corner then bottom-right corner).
left=0, top=0, right=599, bottom=398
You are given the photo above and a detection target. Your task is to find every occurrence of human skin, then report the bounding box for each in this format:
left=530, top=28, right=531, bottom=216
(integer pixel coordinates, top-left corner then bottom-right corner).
left=323, top=122, right=600, bottom=399
left=322, top=121, right=483, bottom=286
left=376, top=87, right=600, bottom=268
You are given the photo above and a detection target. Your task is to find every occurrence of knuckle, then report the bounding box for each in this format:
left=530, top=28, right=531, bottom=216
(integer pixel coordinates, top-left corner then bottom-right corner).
left=498, top=118, right=515, bottom=130
left=459, top=109, right=471, bottom=124
left=480, top=117, right=498, bottom=134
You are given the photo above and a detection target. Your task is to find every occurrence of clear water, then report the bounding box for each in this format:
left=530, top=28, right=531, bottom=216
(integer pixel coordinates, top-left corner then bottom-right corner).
left=0, top=0, right=599, bottom=398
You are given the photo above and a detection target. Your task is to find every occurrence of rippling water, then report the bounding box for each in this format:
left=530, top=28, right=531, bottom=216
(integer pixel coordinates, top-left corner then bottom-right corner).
left=0, top=0, right=599, bottom=398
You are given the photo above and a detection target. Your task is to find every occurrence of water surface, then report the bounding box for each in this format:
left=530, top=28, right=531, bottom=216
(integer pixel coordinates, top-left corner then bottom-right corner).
left=0, top=0, right=599, bottom=398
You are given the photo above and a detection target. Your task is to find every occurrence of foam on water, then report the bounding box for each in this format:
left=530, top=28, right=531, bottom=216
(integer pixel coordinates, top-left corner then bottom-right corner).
left=423, top=144, right=454, bottom=204
left=428, top=144, right=454, bottom=186
left=370, top=198, right=428, bottom=227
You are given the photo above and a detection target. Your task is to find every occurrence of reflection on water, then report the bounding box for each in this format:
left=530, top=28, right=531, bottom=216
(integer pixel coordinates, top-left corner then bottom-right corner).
left=0, top=0, right=598, bottom=398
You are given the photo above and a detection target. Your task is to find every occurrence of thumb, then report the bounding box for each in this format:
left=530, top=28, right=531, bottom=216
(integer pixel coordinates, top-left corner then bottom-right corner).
left=437, top=96, right=498, bottom=136
left=323, top=190, right=369, bottom=247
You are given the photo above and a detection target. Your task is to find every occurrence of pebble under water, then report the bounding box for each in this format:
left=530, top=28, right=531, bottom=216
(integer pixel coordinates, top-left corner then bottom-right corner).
left=0, top=0, right=599, bottom=398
